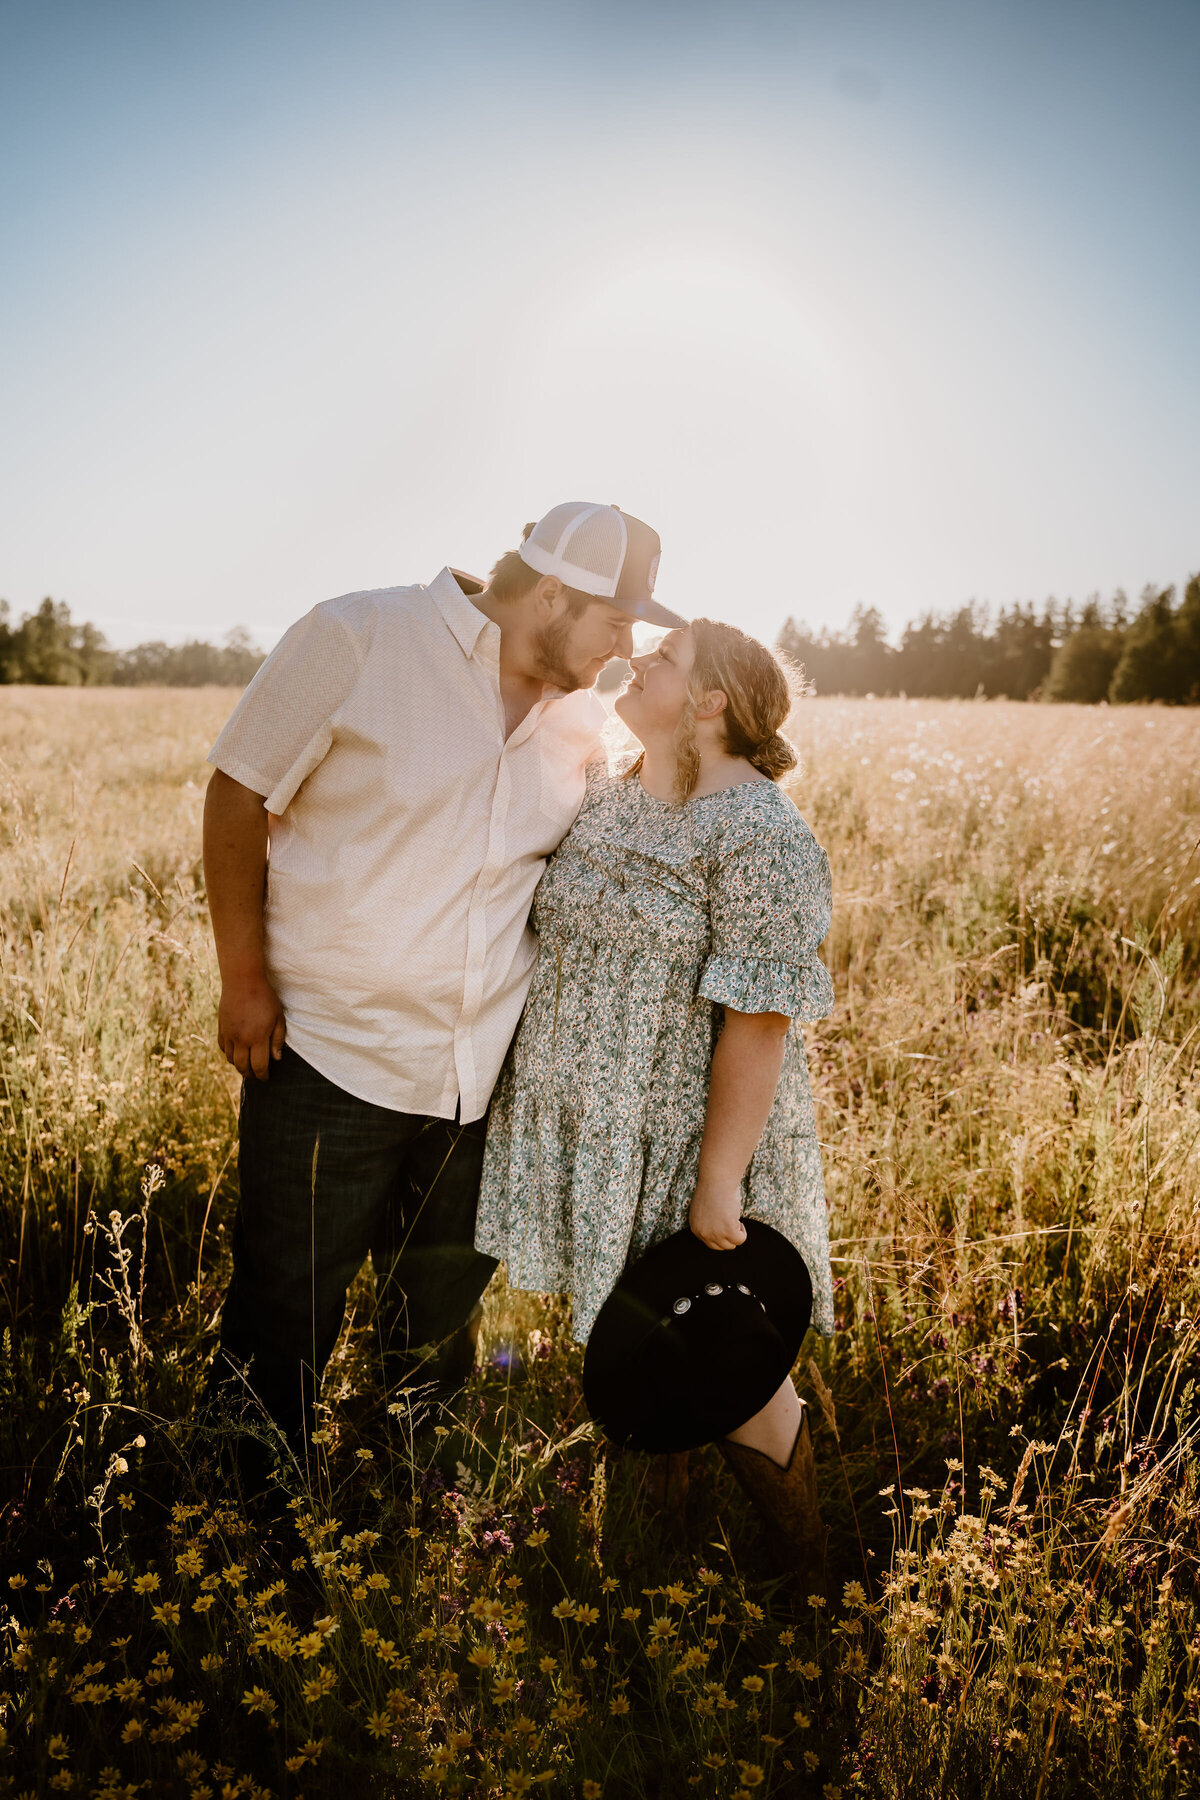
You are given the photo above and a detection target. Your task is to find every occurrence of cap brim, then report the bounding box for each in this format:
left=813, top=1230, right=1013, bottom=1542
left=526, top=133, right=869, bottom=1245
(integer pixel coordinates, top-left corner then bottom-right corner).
left=621, top=596, right=688, bottom=631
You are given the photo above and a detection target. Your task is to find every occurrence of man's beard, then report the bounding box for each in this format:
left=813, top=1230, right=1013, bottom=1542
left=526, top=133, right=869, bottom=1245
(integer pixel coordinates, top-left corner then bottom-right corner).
left=531, top=615, right=588, bottom=693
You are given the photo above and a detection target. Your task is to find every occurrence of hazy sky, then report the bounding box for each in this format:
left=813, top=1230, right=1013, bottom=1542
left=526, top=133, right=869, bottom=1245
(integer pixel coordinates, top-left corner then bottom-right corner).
left=2, top=0, right=1197, bottom=649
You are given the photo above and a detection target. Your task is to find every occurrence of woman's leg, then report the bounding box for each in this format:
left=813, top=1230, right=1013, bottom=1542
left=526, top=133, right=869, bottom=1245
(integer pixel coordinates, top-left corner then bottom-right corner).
left=725, top=1378, right=803, bottom=1467
left=720, top=1379, right=825, bottom=1579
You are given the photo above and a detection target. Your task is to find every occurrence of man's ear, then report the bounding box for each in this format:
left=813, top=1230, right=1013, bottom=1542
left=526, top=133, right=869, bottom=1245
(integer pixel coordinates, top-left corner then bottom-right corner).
left=534, top=575, right=567, bottom=619
left=693, top=688, right=728, bottom=722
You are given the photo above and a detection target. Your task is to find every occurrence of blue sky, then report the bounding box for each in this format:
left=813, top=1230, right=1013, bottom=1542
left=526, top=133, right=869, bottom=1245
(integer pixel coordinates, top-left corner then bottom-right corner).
left=1, top=0, right=1197, bottom=648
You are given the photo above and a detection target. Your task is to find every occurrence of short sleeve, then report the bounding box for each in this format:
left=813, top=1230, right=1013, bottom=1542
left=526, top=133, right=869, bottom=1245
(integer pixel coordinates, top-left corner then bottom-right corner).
left=206, top=600, right=365, bottom=813
left=697, top=813, right=834, bottom=1020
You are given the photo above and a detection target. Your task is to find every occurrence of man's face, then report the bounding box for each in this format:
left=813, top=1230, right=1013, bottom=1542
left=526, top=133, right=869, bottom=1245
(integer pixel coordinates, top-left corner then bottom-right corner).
left=533, top=597, right=636, bottom=692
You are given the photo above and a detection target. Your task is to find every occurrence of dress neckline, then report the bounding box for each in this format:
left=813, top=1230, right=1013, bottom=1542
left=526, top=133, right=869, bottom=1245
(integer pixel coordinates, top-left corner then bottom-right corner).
left=632, top=774, right=773, bottom=809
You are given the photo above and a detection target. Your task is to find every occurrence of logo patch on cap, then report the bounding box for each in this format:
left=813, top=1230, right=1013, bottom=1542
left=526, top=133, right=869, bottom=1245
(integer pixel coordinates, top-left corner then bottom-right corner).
left=647, top=553, right=660, bottom=595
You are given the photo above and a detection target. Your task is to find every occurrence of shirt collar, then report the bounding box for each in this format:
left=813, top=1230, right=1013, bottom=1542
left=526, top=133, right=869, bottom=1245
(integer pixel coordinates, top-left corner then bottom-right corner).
left=428, top=566, right=496, bottom=660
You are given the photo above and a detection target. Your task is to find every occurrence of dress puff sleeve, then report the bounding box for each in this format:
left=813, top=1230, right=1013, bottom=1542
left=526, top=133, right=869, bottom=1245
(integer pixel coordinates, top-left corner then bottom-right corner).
left=697, top=801, right=835, bottom=1021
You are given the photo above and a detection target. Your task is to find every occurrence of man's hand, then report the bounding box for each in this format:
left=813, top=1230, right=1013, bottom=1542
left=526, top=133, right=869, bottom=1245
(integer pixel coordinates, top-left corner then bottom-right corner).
left=218, top=971, right=287, bottom=1080
left=688, top=1184, right=748, bottom=1251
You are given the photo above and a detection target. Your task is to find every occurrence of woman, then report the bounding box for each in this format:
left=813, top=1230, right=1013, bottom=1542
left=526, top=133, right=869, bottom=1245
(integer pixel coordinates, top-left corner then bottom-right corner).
left=475, top=618, right=834, bottom=1557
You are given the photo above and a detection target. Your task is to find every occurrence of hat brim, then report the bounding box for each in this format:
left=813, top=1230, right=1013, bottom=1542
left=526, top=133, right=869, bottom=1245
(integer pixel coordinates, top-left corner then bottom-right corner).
left=583, top=1221, right=813, bottom=1454
left=619, top=595, right=688, bottom=631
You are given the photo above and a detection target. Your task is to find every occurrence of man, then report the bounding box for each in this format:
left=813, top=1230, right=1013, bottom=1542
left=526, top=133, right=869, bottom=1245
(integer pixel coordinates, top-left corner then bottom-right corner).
left=202, top=502, right=684, bottom=1470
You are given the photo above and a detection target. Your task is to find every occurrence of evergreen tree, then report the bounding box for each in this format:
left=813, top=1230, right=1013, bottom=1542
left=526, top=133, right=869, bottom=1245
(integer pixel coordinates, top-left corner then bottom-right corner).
left=1043, top=599, right=1123, bottom=703
left=1109, top=584, right=1183, bottom=703
left=13, top=598, right=86, bottom=685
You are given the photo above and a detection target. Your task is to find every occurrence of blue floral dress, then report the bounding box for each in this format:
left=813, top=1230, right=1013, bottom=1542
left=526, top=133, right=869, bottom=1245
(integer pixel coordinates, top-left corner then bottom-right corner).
left=476, top=763, right=835, bottom=1344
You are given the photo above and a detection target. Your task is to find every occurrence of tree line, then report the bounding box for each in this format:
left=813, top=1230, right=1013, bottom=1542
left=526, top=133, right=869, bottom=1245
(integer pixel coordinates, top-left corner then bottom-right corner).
left=778, top=575, right=1200, bottom=703
left=4, top=578, right=1198, bottom=701
left=0, top=598, right=266, bottom=687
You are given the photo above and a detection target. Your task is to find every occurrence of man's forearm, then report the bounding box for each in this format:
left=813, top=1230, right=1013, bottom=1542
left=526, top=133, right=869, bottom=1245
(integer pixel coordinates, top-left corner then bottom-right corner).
left=203, top=768, right=270, bottom=978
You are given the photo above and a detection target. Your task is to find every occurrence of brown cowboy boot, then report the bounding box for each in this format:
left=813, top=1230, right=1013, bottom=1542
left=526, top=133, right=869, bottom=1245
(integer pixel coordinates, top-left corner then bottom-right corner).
left=718, top=1401, right=826, bottom=1585
left=646, top=1451, right=691, bottom=1527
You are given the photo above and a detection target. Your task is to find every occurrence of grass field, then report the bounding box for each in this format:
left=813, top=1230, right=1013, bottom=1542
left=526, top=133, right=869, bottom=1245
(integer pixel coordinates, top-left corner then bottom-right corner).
left=2, top=687, right=1200, bottom=1799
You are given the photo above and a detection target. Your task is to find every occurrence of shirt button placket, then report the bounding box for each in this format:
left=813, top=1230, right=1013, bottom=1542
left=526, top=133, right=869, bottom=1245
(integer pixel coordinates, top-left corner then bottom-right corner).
left=456, top=739, right=512, bottom=1119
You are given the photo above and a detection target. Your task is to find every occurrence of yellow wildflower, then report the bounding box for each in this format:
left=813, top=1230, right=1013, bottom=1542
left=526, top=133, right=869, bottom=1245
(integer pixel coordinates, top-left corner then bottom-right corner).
left=575, top=1604, right=600, bottom=1626
left=122, top=1719, right=144, bottom=1741
left=200, top=1654, right=221, bottom=1673
left=621, top=1606, right=641, bottom=1623
left=100, top=1570, right=125, bottom=1592
left=526, top=1529, right=550, bottom=1548
left=251, top=1618, right=296, bottom=1658
left=301, top=1668, right=338, bottom=1703
left=493, top=1676, right=516, bottom=1701
left=609, top=1695, right=630, bottom=1715
left=175, top=1549, right=204, bottom=1579
left=132, top=1572, right=161, bottom=1594
left=741, top=1675, right=765, bottom=1694
left=738, top=1762, right=765, bottom=1787
left=365, top=1711, right=392, bottom=1738
left=468, top=1645, right=494, bottom=1668
left=240, top=1686, right=276, bottom=1715
left=152, top=1602, right=182, bottom=1627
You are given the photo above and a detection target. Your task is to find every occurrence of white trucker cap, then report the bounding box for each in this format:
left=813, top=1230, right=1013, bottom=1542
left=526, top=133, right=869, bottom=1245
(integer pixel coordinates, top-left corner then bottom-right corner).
left=518, top=502, right=686, bottom=629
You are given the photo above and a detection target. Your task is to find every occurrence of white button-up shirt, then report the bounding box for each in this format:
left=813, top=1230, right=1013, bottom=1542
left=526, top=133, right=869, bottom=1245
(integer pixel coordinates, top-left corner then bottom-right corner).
left=207, top=568, right=607, bottom=1120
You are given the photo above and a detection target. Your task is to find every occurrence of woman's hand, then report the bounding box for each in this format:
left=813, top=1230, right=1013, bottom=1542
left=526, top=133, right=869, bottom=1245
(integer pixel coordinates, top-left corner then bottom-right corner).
left=689, top=1184, right=748, bottom=1251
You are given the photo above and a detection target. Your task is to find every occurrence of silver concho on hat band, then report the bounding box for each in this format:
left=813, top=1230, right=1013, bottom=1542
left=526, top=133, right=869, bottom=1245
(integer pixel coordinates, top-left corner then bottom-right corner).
left=666, top=1280, right=761, bottom=1325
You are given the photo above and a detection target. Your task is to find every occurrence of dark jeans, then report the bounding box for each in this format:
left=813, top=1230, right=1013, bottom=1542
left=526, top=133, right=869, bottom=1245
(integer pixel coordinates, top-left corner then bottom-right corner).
left=207, top=1045, right=498, bottom=1467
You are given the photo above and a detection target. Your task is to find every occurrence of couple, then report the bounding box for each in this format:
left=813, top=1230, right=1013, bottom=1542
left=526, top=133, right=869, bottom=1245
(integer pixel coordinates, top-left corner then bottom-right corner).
left=202, top=501, right=834, bottom=1568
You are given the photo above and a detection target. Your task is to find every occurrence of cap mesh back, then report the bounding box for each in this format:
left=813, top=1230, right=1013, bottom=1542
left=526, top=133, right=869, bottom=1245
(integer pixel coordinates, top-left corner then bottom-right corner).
left=562, top=511, right=624, bottom=581
left=528, top=503, right=582, bottom=559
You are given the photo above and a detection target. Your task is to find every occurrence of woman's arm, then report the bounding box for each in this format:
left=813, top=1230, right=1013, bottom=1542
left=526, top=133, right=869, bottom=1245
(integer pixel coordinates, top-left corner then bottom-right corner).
left=689, top=1008, right=791, bottom=1250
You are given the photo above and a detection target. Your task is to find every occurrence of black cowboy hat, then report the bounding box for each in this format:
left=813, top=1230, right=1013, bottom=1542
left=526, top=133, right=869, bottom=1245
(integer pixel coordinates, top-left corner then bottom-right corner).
left=582, top=1220, right=812, bottom=1455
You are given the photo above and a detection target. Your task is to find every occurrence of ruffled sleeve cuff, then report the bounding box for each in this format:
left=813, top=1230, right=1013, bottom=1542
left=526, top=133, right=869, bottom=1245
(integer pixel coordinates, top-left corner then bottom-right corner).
left=698, top=952, right=834, bottom=1021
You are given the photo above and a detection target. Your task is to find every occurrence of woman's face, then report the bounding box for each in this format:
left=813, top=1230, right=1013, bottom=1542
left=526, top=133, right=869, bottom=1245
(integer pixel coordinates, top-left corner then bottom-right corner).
left=614, top=628, right=695, bottom=739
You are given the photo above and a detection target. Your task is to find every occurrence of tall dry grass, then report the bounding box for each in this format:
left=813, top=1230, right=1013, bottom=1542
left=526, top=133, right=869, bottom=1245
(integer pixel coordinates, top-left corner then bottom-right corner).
left=1, top=688, right=1199, bottom=1798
